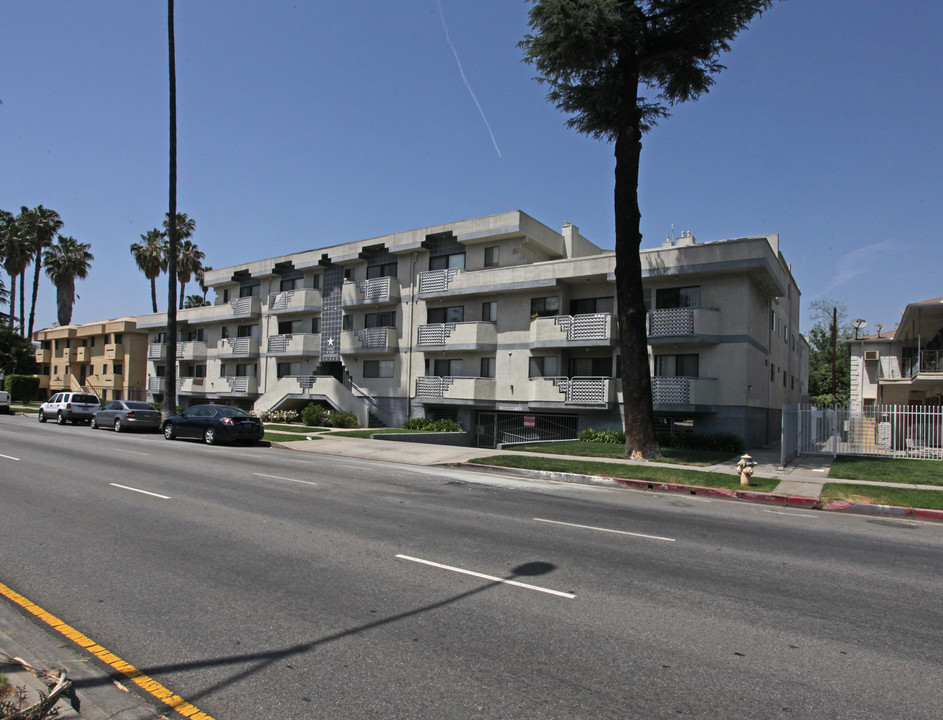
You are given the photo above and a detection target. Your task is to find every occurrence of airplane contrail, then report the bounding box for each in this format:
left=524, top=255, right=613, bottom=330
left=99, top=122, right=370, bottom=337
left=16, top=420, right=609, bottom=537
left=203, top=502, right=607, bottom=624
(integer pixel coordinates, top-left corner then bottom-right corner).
left=435, top=0, right=502, bottom=158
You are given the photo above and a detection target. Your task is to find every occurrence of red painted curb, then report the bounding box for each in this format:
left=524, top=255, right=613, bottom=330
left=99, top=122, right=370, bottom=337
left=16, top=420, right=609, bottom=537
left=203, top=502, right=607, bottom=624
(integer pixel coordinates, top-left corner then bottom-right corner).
left=823, top=500, right=910, bottom=518
left=736, top=491, right=819, bottom=508
left=613, top=478, right=735, bottom=498
left=910, top=507, right=943, bottom=522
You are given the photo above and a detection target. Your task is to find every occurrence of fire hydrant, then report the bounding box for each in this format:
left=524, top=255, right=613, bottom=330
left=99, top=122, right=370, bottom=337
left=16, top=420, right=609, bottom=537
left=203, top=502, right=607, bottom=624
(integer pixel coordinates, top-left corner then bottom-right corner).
left=736, top=454, right=756, bottom=486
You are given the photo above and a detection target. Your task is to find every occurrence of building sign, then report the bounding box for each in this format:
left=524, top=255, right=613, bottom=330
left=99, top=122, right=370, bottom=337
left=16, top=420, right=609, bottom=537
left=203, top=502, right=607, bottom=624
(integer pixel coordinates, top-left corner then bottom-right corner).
left=523, top=416, right=536, bottom=428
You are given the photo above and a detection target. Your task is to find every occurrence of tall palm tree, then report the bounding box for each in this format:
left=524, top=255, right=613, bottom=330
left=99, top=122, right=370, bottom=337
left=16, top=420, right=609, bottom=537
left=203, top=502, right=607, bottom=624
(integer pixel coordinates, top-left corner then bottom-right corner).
left=18, top=205, right=64, bottom=338
left=130, top=229, right=168, bottom=313
left=175, top=239, right=205, bottom=309
left=162, top=211, right=194, bottom=243
left=165, top=0, right=179, bottom=420
left=43, top=236, right=94, bottom=327
left=0, top=210, right=29, bottom=333
left=183, top=294, right=206, bottom=309
left=196, top=265, right=212, bottom=303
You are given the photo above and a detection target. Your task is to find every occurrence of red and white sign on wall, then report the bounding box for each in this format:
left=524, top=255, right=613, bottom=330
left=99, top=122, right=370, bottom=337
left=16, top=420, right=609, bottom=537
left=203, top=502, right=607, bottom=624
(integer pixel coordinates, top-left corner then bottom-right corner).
left=523, top=416, right=536, bottom=428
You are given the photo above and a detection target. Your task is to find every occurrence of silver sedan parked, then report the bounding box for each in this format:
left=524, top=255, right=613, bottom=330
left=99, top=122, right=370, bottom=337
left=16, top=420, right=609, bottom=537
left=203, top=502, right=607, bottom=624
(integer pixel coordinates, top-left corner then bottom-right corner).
left=91, top=400, right=162, bottom=433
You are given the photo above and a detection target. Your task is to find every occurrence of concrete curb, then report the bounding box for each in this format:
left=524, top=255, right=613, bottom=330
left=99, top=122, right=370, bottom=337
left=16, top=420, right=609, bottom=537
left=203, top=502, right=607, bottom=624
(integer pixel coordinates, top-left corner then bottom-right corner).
left=457, top=462, right=943, bottom=521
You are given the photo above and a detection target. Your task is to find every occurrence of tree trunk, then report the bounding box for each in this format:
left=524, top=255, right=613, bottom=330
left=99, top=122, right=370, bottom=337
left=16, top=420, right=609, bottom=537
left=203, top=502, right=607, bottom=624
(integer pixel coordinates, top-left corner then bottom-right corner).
left=8, top=272, right=16, bottom=331
left=164, top=0, right=178, bottom=420
left=28, top=251, right=42, bottom=338
left=150, top=276, right=159, bottom=313
left=56, top=279, right=74, bottom=327
left=178, top=281, right=186, bottom=310
left=614, top=55, right=660, bottom=459
left=18, top=271, right=26, bottom=333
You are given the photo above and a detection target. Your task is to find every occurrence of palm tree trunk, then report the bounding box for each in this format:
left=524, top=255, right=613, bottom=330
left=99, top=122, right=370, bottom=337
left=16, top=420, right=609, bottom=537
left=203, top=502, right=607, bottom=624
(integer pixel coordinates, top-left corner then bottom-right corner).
left=150, top=277, right=158, bottom=313
left=18, top=271, right=26, bottom=334
left=28, top=250, right=42, bottom=337
left=56, top=279, right=75, bottom=327
left=178, top=281, right=187, bottom=310
left=8, top=272, right=16, bottom=331
left=164, top=0, right=179, bottom=420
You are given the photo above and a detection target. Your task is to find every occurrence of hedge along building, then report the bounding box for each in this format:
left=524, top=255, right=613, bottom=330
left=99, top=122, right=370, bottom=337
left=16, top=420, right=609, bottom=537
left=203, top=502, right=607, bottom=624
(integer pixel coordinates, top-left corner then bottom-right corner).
left=134, top=210, right=807, bottom=448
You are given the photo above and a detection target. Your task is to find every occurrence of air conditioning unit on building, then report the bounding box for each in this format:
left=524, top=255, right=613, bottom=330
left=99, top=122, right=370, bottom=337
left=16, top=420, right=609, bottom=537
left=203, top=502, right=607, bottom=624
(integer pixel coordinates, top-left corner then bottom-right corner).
left=864, top=350, right=880, bottom=362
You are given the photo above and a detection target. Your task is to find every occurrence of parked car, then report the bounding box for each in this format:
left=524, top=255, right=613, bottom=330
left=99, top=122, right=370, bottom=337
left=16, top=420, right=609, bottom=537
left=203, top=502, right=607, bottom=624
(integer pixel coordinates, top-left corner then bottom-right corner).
left=162, top=404, right=264, bottom=445
left=0, top=390, right=10, bottom=415
left=91, top=400, right=162, bottom=433
left=38, top=392, right=101, bottom=425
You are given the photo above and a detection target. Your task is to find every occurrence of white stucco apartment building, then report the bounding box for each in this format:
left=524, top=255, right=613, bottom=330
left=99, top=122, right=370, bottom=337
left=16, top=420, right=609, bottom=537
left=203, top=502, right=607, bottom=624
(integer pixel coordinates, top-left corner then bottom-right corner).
left=135, top=210, right=807, bottom=447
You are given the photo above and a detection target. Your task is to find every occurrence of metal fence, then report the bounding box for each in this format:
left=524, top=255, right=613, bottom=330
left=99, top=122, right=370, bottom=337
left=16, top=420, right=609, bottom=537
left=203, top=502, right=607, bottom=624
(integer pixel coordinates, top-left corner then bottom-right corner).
left=781, top=403, right=943, bottom=465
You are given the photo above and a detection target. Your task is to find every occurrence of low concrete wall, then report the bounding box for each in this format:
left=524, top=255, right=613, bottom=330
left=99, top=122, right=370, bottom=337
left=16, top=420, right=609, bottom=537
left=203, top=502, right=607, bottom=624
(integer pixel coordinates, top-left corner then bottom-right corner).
left=373, top=431, right=473, bottom=447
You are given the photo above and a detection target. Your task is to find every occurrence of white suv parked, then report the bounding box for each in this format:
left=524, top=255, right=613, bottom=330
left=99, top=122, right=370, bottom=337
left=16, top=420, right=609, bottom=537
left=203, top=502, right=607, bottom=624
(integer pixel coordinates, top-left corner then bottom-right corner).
left=39, top=392, right=101, bottom=425
left=0, top=390, right=10, bottom=414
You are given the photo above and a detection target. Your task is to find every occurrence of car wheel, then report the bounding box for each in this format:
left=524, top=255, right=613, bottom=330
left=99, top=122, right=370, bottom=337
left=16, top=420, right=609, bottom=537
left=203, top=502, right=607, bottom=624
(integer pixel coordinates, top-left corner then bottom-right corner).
left=57, top=412, right=66, bottom=425
left=204, top=427, right=217, bottom=445
left=163, top=423, right=176, bottom=440
left=38, top=410, right=46, bottom=423
left=90, top=417, right=98, bottom=429
left=114, top=419, right=123, bottom=433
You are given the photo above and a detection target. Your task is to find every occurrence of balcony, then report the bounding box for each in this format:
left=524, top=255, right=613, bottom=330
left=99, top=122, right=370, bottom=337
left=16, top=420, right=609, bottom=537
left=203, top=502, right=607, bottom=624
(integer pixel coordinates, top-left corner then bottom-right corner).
left=417, top=268, right=462, bottom=296
left=137, top=297, right=263, bottom=327
left=177, top=341, right=208, bottom=360
left=341, top=327, right=398, bottom=355
left=223, top=376, right=259, bottom=395
left=529, top=376, right=614, bottom=406
left=530, top=314, right=618, bottom=348
left=147, top=377, right=165, bottom=394
left=217, top=337, right=260, bottom=358
left=177, top=377, right=206, bottom=393
left=104, top=343, right=124, bottom=360
left=147, top=343, right=166, bottom=361
left=417, top=321, right=497, bottom=351
left=267, top=288, right=322, bottom=315
left=342, top=277, right=401, bottom=307
left=647, top=307, right=720, bottom=341
left=651, top=376, right=719, bottom=406
left=35, top=348, right=50, bottom=363
left=265, top=333, right=321, bottom=356
left=415, top=376, right=496, bottom=402
left=75, top=347, right=90, bottom=362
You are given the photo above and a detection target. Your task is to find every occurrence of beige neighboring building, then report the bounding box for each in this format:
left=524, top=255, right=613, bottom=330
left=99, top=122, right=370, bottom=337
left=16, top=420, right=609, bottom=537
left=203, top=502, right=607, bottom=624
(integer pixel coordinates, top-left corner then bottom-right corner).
left=848, top=297, right=943, bottom=411
left=135, top=210, right=807, bottom=447
left=33, top=318, right=149, bottom=401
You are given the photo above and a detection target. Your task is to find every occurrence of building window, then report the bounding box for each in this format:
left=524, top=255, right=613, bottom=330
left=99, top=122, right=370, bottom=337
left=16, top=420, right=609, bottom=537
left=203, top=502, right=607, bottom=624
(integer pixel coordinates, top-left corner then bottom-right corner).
left=342, top=315, right=354, bottom=331
left=529, top=356, right=559, bottom=378
left=569, top=356, right=612, bottom=377
left=429, top=252, right=465, bottom=271
left=234, top=364, right=255, bottom=377
left=530, top=296, right=560, bottom=318
left=570, top=297, right=615, bottom=315
left=114, top=364, right=124, bottom=376
left=366, top=261, right=397, bottom=279
left=102, top=364, right=108, bottom=375
left=429, top=358, right=462, bottom=376
left=364, top=359, right=394, bottom=378
left=112, top=334, right=123, bottom=344
left=655, top=286, right=700, bottom=309
left=655, top=354, right=699, bottom=378
left=155, top=365, right=166, bottom=377
left=237, top=324, right=258, bottom=338
left=277, top=362, right=295, bottom=379
left=482, top=301, right=497, bottom=323
left=183, top=364, right=206, bottom=378
left=311, top=317, right=320, bottom=334
left=89, top=337, right=96, bottom=347
left=280, top=276, right=303, bottom=291
left=484, top=246, right=499, bottom=268
left=187, top=328, right=204, bottom=341
left=770, top=363, right=776, bottom=382
left=480, top=357, right=496, bottom=378
left=222, top=288, right=230, bottom=302
left=239, top=283, right=260, bottom=298
left=427, top=306, right=464, bottom=324
left=344, top=267, right=355, bottom=281
left=278, top=319, right=302, bottom=335
left=311, top=274, right=321, bottom=290
left=365, top=311, right=395, bottom=329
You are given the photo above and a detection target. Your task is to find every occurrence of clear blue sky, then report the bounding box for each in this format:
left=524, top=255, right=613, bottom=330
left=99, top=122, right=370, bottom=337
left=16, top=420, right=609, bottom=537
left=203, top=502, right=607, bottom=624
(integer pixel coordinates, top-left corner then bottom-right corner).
left=2, top=1, right=940, bottom=336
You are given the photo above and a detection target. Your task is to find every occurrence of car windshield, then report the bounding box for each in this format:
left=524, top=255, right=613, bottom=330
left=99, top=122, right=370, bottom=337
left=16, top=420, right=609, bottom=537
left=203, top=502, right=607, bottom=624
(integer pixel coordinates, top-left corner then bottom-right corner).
left=218, top=407, right=252, bottom=418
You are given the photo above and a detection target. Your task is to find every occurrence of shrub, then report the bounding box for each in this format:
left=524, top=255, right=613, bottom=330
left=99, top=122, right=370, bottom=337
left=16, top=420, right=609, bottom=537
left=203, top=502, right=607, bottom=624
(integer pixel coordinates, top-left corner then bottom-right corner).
left=578, top=428, right=625, bottom=444
left=4, top=375, right=40, bottom=402
left=403, top=417, right=432, bottom=430
left=428, top=418, right=462, bottom=432
left=328, top=410, right=360, bottom=428
left=301, top=402, right=329, bottom=427
left=254, top=409, right=299, bottom=423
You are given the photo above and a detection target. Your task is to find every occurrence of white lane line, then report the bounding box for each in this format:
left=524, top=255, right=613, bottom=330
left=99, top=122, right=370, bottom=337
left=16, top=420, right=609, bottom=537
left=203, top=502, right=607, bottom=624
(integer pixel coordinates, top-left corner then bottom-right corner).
left=762, top=509, right=819, bottom=518
left=114, top=449, right=149, bottom=457
left=396, top=554, right=575, bottom=599
left=237, top=454, right=315, bottom=465
left=534, top=517, right=676, bottom=542
left=0, top=453, right=20, bottom=461
left=110, top=483, right=170, bottom=500
left=253, top=472, right=318, bottom=487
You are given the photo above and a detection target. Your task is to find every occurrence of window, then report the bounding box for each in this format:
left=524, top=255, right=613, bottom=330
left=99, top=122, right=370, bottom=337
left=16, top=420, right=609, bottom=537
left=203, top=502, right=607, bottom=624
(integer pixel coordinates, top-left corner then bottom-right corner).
left=278, top=319, right=302, bottom=335
left=770, top=310, right=776, bottom=332
left=655, top=286, right=700, bottom=309
left=427, top=306, right=463, bottom=324
left=279, top=275, right=303, bottom=291
left=481, top=301, right=497, bottom=323
left=182, top=364, right=206, bottom=378
left=222, top=288, right=230, bottom=302
left=311, top=274, right=321, bottom=290
left=365, top=311, right=395, bottom=328
left=569, top=357, right=612, bottom=377
left=655, top=354, right=699, bottom=377
left=343, top=315, right=354, bottom=331
left=155, top=365, right=166, bottom=377
left=530, top=296, right=560, bottom=318
left=187, top=328, right=204, bottom=342
left=529, top=356, right=559, bottom=378
left=344, top=268, right=355, bottom=281
left=239, top=283, right=260, bottom=298
left=311, top=317, right=320, bottom=334
left=429, top=252, right=465, bottom=271
left=770, top=363, right=776, bottom=382
left=364, top=359, right=394, bottom=378
left=570, top=297, right=615, bottom=315
left=236, top=324, right=258, bottom=338
left=102, top=364, right=109, bottom=375
left=484, top=246, right=499, bottom=268
left=114, top=364, right=124, bottom=375
left=480, top=357, right=496, bottom=378
left=366, top=261, right=397, bottom=279
left=234, top=364, right=256, bottom=377
left=277, top=362, right=297, bottom=379
left=430, top=358, right=462, bottom=376
left=90, top=337, right=96, bottom=347
left=110, top=334, right=122, bottom=344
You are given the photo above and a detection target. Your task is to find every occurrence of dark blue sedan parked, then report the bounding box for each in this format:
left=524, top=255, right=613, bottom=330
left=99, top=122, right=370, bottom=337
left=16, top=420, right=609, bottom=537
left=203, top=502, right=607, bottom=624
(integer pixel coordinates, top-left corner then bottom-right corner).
left=162, top=404, right=264, bottom=445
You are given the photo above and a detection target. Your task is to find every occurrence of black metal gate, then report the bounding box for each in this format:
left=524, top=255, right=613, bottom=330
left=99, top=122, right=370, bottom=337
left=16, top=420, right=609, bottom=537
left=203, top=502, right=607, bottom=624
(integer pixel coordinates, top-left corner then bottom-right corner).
left=475, top=412, right=578, bottom=448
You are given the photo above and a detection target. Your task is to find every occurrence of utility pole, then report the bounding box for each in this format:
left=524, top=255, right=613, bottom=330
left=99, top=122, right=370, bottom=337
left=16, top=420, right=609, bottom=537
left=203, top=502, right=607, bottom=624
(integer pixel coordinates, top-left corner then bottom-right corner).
left=830, top=306, right=837, bottom=398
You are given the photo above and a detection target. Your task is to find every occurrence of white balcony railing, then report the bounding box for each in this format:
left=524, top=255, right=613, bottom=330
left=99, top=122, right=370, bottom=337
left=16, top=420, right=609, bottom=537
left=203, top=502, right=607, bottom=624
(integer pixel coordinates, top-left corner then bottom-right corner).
left=418, top=268, right=461, bottom=294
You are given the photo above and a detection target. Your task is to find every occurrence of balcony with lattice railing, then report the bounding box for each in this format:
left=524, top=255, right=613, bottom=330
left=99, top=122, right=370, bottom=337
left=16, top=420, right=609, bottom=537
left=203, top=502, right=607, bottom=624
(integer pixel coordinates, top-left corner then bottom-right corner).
left=417, top=321, right=497, bottom=351
left=267, top=288, right=322, bottom=315
left=528, top=376, right=613, bottom=406
left=342, top=276, right=401, bottom=307
left=218, top=337, right=260, bottom=357
left=341, top=327, right=398, bottom=354
left=650, top=376, right=719, bottom=406
left=265, top=333, right=321, bottom=356
left=415, top=376, right=496, bottom=402
left=647, top=307, right=720, bottom=341
left=530, top=314, right=617, bottom=348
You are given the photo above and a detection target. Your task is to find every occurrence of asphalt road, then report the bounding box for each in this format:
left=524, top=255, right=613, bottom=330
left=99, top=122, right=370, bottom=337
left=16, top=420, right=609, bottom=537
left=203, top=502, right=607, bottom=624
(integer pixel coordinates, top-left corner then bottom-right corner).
left=2, top=414, right=943, bottom=719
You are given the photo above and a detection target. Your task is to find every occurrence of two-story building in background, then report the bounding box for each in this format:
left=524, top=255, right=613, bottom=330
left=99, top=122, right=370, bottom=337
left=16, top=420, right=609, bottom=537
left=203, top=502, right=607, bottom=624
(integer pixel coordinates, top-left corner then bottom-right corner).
left=33, top=318, right=149, bottom=401
left=135, top=210, right=807, bottom=447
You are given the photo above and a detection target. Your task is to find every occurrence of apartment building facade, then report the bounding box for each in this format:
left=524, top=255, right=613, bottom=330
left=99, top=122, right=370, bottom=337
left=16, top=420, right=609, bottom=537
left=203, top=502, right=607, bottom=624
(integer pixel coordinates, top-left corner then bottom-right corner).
left=33, top=318, right=149, bottom=401
left=135, top=211, right=807, bottom=447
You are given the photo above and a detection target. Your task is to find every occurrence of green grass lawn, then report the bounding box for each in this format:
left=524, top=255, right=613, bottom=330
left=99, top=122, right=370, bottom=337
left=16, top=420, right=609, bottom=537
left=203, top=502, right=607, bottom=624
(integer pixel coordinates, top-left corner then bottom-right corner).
left=822, top=483, right=943, bottom=511
left=12, top=405, right=39, bottom=415
left=828, top=456, right=943, bottom=486
left=263, top=423, right=326, bottom=433
left=469, top=454, right=778, bottom=493
left=505, top=440, right=735, bottom=467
